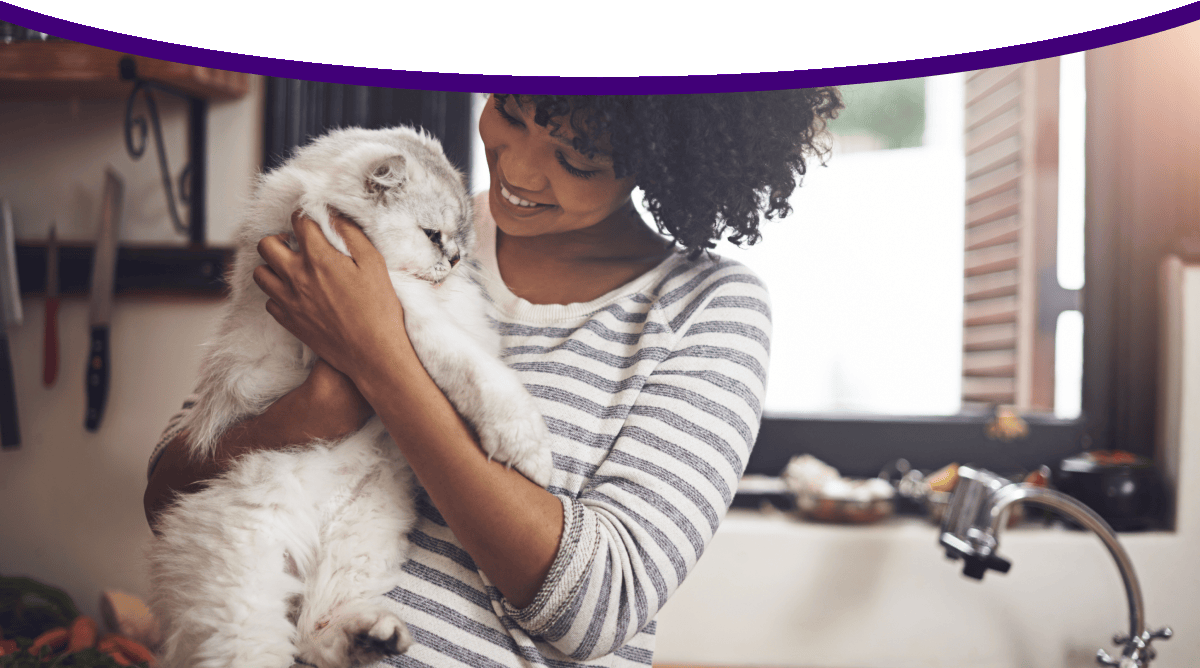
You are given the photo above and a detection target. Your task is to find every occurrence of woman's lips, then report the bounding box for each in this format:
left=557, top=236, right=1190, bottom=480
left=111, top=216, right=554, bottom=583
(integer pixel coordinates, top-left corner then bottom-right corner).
left=495, top=170, right=553, bottom=210
left=499, top=183, right=545, bottom=208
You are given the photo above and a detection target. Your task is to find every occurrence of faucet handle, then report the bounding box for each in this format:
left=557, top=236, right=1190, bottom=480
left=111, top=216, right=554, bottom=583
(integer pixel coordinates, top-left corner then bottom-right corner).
left=1102, top=626, right=1172, bottom=667
left=960, top=552, right=1011, bottom=580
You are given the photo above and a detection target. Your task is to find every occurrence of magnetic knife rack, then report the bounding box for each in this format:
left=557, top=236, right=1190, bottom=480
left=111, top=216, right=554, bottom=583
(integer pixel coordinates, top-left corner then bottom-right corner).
left=14, top=243, right=231, bottom=297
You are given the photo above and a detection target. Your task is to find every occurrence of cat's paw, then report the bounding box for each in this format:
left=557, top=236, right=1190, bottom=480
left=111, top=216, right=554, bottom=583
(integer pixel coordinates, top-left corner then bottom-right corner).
left=299, top=606, right=411, bottom=668
left=511, top=446, right=554, bottom=488
left=477, top=414, right=553, bottom=487
left=346, top=612, right=411, bottom=665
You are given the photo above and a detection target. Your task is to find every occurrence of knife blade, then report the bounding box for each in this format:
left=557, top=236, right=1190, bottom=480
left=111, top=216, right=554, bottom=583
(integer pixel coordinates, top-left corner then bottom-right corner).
left=43, top=224, right=59, bottom=387
left=0, top=200, right=23, bottom=448
left=85, top=169, right=124, bottom=432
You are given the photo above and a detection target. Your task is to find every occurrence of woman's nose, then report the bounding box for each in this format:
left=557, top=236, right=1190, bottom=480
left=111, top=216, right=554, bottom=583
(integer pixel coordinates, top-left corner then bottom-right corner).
left=496, top=141, right=547, bottom=192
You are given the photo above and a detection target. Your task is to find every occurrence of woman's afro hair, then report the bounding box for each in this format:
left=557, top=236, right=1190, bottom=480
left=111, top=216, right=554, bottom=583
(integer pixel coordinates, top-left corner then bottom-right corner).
left=493, top=90, right=843, bottom=256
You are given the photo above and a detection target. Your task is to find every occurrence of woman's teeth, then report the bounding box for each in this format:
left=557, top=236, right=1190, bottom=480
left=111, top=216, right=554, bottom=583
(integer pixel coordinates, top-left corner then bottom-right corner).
left=501, top=184, right=542, bottom=208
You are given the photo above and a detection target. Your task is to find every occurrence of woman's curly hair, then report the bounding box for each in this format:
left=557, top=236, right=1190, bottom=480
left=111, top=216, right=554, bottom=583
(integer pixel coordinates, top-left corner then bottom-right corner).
left=492, top=90, right=843, bottom=256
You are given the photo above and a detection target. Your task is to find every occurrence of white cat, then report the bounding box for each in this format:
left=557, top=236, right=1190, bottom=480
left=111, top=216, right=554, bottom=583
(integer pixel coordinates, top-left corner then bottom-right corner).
left=148, top=126, right=553, bottom=668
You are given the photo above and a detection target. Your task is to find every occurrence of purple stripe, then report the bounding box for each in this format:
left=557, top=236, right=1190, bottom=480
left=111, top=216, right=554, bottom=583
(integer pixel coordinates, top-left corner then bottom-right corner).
left=3, top=2, right=1199, bottom=92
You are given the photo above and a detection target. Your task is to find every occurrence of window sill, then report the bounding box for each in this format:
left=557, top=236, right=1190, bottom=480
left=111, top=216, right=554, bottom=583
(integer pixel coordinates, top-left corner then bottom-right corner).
left=722, top=507, right=1177, bottom=538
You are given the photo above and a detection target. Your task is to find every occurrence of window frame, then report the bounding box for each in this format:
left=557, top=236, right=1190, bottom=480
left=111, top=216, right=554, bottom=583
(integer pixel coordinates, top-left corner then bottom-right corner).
left=744, top=48, right=1175, bottom=491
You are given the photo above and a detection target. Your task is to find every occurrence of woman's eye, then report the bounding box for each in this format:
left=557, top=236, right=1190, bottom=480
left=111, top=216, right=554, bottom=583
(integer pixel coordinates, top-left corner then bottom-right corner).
left=556, top=152, right=599, bottom=179
left=423, top=229, right=442, bottom=244
left=493, top=97, right=524, bottom=128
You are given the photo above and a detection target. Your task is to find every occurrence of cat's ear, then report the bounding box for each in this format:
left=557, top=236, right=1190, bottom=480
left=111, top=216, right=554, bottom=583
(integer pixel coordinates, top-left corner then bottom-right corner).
left=366, top=154, right=407, bottom=199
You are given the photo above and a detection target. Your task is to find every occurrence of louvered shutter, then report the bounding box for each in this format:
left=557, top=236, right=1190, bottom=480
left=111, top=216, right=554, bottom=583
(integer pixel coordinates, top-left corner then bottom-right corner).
left=962, top=59, right=1060, bottom=411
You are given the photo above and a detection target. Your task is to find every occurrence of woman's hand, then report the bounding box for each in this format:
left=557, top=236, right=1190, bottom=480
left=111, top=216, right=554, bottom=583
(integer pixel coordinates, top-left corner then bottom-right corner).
left=254, top=210, right=411, bottom=384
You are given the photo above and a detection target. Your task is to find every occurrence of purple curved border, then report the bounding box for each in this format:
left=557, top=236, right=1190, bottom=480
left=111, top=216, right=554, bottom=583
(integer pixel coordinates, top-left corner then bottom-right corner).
left=3, top=1, right=1199, bottom=93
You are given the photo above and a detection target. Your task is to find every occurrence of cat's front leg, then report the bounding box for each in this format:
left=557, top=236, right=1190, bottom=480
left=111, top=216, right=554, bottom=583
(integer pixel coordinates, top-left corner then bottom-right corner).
left=391, top=277, right=553, bottom=487
left=293, top=434, right=416, bottom=668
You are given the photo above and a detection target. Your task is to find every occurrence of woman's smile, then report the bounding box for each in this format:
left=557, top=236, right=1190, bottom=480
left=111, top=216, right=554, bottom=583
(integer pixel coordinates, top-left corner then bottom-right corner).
left=499, top=184, right=541, bottom=208
left=479, top=94, right=638, bottom=238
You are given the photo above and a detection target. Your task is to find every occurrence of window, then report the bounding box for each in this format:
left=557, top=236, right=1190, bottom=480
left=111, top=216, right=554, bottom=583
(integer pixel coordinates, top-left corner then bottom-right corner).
left=716, top=74, right=967, bottom=418
left=746, top=25, right=1196, bottom=499
left=717, top=62, right=1094, bottom=481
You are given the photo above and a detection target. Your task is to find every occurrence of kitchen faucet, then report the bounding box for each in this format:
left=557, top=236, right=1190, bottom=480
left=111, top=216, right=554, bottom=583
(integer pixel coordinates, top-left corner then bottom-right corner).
left=939, top=464, right=1172, bottom=667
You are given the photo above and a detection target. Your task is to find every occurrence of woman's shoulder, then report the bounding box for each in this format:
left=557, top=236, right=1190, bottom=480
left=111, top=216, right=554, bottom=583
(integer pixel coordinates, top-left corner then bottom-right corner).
left=648, top=250, right=769, bottom=307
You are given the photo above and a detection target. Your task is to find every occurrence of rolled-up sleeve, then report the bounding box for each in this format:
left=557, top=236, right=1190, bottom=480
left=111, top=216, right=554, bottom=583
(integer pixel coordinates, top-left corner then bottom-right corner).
left=147, top=394, right=199, bottom=479
left=502, top=269, right=771, bottom=660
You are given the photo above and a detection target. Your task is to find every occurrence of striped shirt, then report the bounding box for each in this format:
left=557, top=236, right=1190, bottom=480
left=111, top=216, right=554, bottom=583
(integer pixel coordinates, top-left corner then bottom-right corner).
left=149, top=194, right=772, bottom=667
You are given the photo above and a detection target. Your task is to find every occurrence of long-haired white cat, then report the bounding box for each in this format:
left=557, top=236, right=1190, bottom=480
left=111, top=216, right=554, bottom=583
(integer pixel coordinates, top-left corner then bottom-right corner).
left=148, top=126, right=552, bottom=668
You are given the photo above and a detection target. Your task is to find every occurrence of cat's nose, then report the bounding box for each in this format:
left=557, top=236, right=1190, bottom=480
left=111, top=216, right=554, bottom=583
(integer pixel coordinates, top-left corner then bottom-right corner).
left=449, top=254, right=460, bottom=267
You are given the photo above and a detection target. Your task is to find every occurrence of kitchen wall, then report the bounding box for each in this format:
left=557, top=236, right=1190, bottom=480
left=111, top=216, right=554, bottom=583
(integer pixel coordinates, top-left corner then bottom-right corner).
left=0, top=76, right=263, bottom=619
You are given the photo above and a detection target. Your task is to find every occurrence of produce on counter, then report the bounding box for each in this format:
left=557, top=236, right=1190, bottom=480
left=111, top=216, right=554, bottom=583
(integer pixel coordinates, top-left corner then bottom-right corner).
left=782, top=454, right=896, bottom=523
left=0, top=577, right=156, bottom=668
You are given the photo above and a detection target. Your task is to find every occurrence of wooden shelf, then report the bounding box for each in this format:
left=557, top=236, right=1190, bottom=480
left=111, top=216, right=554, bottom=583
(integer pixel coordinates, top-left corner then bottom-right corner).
left=0, top=41, right=249, bottom=101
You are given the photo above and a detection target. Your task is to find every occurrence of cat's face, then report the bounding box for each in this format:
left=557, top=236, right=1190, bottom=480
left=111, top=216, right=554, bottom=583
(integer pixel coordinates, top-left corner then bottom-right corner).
left=314, top=129, right=473, bottom=285
left=358, top=152, right=471, bottom=284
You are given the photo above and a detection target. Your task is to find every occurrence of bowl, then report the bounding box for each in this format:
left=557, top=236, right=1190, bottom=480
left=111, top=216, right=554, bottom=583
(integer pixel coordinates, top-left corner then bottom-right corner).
left=795, top=494, right=894, bottom=524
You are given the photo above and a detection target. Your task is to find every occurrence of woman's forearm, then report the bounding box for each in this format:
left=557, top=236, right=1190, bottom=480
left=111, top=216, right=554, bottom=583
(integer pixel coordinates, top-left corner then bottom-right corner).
left=143, top=361, right=373, bottom=532
left=354, top=344, right=565, bottom=610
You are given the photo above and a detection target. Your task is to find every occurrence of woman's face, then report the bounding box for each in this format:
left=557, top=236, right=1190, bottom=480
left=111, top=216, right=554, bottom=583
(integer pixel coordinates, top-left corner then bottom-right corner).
left=478, top=95, right=637, bottom=240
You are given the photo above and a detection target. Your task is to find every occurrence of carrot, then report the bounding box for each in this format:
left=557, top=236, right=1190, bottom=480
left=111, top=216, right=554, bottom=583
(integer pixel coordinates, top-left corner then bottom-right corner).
left=0, top=639, right=19, bottom=656
left=67, top=616, right=98, bottom=652
left=103, top=649, right=133, bottom=666
left=97, top=636, right=129, bottom=664
left=104, top=635, right=157, bottom=667
left=28, top=627, right=69, bottom=657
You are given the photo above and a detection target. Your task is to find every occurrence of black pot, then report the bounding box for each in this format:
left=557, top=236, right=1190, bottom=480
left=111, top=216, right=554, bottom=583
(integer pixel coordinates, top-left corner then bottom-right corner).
left=1053, top=451, right=1165, bottom=532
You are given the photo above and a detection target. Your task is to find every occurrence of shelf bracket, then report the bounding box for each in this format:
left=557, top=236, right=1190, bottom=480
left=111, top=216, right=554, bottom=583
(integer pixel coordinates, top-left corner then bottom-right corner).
left=119, top=56, right=206, bottom=246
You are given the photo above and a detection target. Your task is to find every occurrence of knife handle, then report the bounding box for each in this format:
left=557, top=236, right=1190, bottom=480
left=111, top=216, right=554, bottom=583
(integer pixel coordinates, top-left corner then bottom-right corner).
left=85, top=325, right=109, bottom=432
left=43, top=296, right=58, bottom=387
left=0, top=334, right=19, bottom=448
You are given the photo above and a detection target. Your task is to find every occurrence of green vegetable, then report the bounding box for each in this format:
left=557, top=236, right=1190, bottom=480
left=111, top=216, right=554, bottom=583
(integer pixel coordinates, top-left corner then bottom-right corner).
left=0, top=577, right=80, bottom=642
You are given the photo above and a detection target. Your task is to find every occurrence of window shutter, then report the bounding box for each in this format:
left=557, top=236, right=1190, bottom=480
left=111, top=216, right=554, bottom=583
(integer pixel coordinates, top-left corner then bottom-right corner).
left=962, top=59, right=1061, bottom=412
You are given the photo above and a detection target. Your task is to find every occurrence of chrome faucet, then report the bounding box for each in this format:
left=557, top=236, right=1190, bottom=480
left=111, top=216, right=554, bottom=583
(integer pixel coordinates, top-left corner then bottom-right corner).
left=939, top=465, right=1172, bottom=667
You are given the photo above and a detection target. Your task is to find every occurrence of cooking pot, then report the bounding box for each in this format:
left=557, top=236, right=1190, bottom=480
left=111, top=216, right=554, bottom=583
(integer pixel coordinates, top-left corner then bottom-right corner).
left=1053, top=451, right=1165, bottom=531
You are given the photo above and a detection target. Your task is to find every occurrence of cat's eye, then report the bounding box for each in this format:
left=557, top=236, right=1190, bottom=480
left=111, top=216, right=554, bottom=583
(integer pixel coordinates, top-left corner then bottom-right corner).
left=423, top=229, right=442, bottom=245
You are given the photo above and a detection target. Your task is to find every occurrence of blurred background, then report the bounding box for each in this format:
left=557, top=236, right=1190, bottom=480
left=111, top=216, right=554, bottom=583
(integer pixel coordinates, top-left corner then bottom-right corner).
left=2, top=17, right=1200, bottom=668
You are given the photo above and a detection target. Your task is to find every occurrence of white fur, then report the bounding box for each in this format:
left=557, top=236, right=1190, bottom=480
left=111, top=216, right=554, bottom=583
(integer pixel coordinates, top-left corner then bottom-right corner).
left=148, top=126, right=552, bottom=668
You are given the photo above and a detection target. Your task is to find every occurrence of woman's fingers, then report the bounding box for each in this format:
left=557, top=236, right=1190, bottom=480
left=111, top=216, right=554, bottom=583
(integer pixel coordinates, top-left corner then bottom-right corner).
left=263, top=297, right=289, bottom=326
left=289, top=209, right=378, bottom=269
left=257, top=232, right=299, bottom=277
left=290, top=210, right=319, bottom=255
left=329, top=213, right=381, bottom=268
left=252, top=262, right=290, bottom=301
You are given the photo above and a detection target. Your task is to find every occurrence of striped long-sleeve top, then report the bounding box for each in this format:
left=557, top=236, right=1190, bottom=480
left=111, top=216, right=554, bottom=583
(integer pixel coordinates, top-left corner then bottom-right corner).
left=148, top=194, right=772, bottom=667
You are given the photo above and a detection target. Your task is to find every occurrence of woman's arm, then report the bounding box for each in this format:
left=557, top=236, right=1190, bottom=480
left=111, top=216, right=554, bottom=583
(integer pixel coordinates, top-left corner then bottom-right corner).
left=488, top=264, right=772, bottom=660
left=254, top=212, right=564, bottom=609
left=143, top=360, right=374, bottom=532
left=354, top=339, right=565, bottom=608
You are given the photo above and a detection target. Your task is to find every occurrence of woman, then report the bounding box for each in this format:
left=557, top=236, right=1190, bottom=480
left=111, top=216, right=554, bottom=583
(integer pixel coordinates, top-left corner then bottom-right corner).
left=145, top=90, right=841, bottom=666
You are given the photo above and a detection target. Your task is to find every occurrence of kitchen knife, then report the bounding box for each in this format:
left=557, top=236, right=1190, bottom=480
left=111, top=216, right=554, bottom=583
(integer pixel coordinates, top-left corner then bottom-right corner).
left=0, top=200, right=23, bottom=448
left=43, top=224, right=58, bottom=387
left=85, top=169, right=124, bottom=432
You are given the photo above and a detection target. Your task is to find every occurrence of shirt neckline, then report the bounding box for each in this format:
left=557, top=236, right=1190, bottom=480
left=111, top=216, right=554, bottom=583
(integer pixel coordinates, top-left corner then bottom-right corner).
left=472, top=192, right=686, bottom=323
